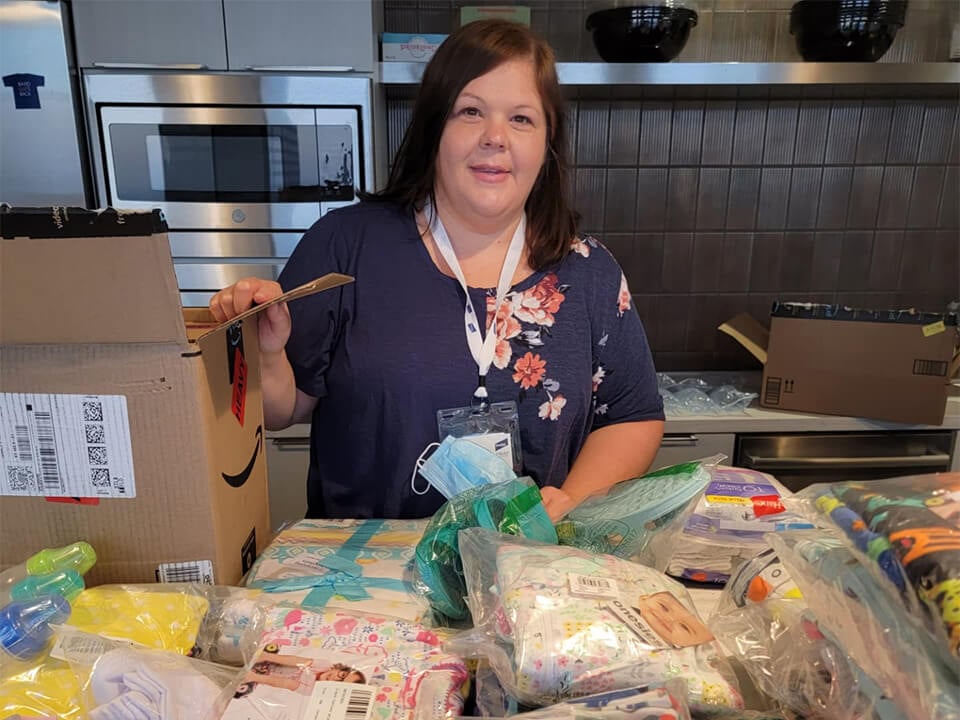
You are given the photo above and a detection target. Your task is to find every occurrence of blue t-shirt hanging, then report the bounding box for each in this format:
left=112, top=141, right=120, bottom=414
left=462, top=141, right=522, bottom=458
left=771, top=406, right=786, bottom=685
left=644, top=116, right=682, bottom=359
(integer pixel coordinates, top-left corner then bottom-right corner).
left=2, top=73, right=44, bottom=109
left=279, top=201, right=664, bottom=519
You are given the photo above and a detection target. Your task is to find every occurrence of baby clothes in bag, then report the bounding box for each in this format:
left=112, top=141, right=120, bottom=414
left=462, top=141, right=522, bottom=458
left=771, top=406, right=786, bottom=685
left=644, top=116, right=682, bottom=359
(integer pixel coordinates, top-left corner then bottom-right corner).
left=88, top=648, right=234, bottom=720
left=220, top=606, right=470, bottom=720
left=455, top=528, right=743, bottom=711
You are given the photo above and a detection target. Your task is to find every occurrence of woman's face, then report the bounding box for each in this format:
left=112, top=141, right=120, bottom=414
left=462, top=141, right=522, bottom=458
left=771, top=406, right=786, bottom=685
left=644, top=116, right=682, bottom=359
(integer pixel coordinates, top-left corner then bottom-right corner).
left=317, top=666, right=364, bottom=683
left=434, top=58, right=548, bottom=229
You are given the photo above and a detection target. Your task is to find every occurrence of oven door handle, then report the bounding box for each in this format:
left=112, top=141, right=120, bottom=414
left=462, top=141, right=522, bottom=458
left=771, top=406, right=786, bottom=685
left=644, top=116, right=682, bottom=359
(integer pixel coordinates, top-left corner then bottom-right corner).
left=92, top=62, right=208, bottom=70
left=246, top=65, right=354, bottom=72
left=741, top=452, right=951, bottom=470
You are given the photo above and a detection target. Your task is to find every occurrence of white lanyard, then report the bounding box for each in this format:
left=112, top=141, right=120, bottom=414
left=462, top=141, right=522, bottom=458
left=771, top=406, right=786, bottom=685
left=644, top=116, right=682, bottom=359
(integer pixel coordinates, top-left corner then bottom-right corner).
left=426, top=199, right=526, bottom=403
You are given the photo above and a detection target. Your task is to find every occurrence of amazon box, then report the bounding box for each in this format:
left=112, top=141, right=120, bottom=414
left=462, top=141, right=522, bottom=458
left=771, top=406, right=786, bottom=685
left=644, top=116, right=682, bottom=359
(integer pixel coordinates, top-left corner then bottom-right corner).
left=720, top=301, right=959, bottom=425
left=0, top=207, right=352, bottom=586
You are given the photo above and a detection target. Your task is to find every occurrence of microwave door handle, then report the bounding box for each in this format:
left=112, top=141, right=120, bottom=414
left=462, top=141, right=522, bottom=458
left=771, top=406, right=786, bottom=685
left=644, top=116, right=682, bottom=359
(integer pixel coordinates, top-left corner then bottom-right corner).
left=92, top=62, right=208, bottom=70
left=741, top=452, right=952, bottom=470
left=246, top=65, right=354, bottom=72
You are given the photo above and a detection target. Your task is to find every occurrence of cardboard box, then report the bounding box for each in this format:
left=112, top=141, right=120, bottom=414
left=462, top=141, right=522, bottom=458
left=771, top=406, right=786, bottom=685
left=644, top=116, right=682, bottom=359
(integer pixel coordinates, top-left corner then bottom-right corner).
left=381, top=33, right=448, bottom=62
left=720, top=302, right=960, bottom=425
left=0, top=207, right=352, bottom=586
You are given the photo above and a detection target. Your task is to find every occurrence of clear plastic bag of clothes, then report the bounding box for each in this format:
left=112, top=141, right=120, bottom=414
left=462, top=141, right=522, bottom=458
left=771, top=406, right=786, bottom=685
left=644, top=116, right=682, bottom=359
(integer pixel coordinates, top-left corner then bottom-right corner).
left=0, top=583, right=253, bottom=720
left=711, top=597, right=906, bottom=720
left=555, top=456, right=722, bottom=560
left=638, top=466, right=812, bottom=584
left=219, top=606, right=470, bottom=720
left=768, top=529, right=960, bottom=720
left=413, top=477, right=557, bottom=623
left=76, top=645, right=240, bottom=720
left=450, top=528, right=743, bottom=712
left=788, top=472, right=960, bottom=666
left=500, top=679, right=692, bottom=719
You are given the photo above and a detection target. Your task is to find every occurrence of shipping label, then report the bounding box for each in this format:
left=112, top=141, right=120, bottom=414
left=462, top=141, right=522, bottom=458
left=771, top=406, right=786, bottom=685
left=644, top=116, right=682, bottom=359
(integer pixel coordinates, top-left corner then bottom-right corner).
left=0, top=392, right=135, bottom=498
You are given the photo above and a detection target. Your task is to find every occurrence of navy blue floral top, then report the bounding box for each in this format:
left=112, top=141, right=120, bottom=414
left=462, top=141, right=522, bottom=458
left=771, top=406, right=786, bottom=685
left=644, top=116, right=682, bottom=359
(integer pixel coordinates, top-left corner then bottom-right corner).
left=279, top=201, right=663, bottom=519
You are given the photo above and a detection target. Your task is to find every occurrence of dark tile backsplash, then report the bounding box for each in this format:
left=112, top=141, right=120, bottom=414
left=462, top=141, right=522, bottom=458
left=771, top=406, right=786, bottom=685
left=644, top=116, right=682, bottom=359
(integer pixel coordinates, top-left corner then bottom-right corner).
left=383, top=2, right=960, bottom=371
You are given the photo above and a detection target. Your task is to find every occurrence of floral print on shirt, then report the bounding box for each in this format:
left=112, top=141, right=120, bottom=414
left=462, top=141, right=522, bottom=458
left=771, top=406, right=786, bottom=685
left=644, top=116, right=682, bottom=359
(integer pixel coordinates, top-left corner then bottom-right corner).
left=483, top=235, right=630, bottom=422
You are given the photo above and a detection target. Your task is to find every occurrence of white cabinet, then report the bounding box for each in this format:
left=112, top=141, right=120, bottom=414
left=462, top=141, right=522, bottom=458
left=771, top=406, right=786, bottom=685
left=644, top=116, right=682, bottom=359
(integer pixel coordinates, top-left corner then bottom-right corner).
left=649, top=433, right=736, bottom=472
left=223, top=0, right=376, bottom=72
left=71, top=0, right=227, bottom=69
left=265, top=432, right=310, bottom=531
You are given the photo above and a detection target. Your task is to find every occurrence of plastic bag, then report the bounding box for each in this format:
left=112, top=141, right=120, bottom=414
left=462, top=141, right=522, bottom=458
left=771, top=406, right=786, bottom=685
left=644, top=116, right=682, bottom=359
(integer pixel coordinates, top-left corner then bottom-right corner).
left=639, top=466, right=811, bottom=583
left=501, top=680, right=692, bottom=719
left=80, top=646, right=239, bottom=720
left=791, top=473, right=960, bottom=664
left=413, top=477, right=557, bottom=622
left=713, top=546, right=803, bottom=618
left=768, top=529, right=960, bottom=720
left=657, top=374, right=757, bottom=415
left=711, top=598, right=906, bottom=720
left=220, top=606, right=470, bottom=720
left=452, top=528, right=743, bottom=711
left=555, top=456, right=721, bottom=560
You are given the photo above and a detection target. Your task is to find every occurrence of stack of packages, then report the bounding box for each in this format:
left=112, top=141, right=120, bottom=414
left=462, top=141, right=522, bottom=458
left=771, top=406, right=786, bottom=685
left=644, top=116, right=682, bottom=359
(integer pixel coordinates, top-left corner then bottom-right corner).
left=5, top=462, right=955, bottom=720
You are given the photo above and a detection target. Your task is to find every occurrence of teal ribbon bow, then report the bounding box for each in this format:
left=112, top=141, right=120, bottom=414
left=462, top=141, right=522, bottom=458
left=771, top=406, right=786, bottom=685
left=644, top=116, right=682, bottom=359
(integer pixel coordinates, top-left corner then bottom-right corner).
left=249, top=520, right=411, bottom=610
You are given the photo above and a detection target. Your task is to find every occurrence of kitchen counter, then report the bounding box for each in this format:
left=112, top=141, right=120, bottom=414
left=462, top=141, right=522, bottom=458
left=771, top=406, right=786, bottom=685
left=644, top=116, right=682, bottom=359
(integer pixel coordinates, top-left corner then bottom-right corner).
left=266, top=389, right=960, bottom=437
left=665, top=393, right=960, bottom=434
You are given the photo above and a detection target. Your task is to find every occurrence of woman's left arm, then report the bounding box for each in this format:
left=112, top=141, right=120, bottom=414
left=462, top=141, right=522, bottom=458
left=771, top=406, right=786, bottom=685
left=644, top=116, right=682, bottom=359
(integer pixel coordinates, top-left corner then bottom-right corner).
left=541, top=419, right=664, bottom=521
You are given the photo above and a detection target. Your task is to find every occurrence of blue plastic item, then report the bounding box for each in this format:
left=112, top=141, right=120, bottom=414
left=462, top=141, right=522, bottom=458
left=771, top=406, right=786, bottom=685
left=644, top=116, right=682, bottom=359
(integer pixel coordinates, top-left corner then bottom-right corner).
left=0, top=593, right=72, bottom=660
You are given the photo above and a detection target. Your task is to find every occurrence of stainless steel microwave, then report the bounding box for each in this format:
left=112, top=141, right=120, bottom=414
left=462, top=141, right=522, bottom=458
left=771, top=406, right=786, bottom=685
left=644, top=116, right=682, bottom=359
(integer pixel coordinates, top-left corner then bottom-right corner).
left=83, top=72, right=377, bottom=231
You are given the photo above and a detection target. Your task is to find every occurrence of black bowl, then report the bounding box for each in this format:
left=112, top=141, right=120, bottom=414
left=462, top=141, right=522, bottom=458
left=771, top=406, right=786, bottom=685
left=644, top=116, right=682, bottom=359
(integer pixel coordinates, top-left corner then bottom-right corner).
left=586, top=5, right=699, bottom=63
left=789, top=0, right=908, bottom=62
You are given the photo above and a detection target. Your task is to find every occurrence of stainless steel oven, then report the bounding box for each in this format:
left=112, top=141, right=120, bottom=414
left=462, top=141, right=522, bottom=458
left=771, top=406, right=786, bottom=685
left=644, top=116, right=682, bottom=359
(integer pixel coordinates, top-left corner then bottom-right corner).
left=735, top=431, right=955, bottom=493
left=83, top=72, right=377, bottom=305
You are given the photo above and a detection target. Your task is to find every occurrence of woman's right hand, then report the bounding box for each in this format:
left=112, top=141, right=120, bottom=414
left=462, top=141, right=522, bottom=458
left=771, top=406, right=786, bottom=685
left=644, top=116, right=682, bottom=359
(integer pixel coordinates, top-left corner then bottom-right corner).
left=209, top=278, right=291, bottom=356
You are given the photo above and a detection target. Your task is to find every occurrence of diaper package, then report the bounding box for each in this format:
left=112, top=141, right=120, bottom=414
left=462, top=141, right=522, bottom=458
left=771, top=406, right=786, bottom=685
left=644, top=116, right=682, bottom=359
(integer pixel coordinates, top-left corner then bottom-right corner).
left=453, top=528, right=743, bottom=711
left=246, top=518, right=431, bottom=624
left=220, top=606, right=470, bottom=720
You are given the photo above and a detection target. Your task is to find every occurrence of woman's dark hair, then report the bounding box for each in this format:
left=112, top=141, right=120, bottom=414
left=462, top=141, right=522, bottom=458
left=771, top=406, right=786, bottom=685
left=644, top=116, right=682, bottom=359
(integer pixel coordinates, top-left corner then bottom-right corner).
left=364, top=19, right=577, bottom=269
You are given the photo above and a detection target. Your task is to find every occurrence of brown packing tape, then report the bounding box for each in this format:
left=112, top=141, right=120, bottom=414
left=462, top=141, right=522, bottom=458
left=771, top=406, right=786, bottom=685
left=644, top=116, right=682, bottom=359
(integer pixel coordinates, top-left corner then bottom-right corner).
left=198, top=273, right=355, bottom=342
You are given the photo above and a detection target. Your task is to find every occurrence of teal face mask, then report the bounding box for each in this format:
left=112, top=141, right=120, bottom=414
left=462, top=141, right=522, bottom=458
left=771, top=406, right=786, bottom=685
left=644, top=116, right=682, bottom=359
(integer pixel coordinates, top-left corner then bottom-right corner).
left=412, top=435, right=517, bottom=500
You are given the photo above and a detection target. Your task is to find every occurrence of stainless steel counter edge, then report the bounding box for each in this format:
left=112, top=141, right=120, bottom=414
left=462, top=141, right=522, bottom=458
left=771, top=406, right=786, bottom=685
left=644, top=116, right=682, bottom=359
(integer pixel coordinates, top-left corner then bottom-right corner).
left=265, top=396, right=960, bottom=438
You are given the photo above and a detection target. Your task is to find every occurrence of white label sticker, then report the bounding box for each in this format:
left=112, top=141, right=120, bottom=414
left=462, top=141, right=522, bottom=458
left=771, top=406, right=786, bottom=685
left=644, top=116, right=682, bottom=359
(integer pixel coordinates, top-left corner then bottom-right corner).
left=568, top=573, right=619, bottom=599
left=464, top=432, right=514, bottom=471
left=305, top=682, right=375, bottom=720
left=157, top=560, right=214, bottom=584
left=0, top=393, right=135, bottom=498
left=49, top=626, right=145, bottom=663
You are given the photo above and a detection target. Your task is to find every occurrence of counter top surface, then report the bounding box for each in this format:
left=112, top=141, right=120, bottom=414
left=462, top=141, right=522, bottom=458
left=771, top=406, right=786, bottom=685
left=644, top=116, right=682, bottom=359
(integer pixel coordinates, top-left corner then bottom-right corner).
left=265, top=374, right=960, bottom=437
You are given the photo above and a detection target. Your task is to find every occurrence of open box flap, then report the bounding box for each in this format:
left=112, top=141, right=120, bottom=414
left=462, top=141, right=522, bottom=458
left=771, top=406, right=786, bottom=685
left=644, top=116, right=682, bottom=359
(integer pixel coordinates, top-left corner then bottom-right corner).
left=196, top=273, right=354, bottom=343
left=717, top=313, right=769, bottom=365
left=1, top=231, right=185, bottom=345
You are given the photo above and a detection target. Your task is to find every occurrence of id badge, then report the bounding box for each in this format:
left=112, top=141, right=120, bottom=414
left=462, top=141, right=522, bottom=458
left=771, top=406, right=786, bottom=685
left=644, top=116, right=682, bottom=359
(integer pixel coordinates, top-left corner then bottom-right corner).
left=437, top=400, right=522, bottom=472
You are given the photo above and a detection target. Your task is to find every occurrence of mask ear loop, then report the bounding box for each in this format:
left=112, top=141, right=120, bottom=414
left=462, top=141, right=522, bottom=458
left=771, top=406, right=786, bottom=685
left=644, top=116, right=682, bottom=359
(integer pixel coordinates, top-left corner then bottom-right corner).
left=410, top=442, right=440, bottom=496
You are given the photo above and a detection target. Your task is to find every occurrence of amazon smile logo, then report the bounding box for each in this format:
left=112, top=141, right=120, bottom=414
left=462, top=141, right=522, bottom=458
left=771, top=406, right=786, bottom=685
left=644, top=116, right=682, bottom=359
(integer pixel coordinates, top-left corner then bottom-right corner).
left=222, top=425, right=262, bottom=488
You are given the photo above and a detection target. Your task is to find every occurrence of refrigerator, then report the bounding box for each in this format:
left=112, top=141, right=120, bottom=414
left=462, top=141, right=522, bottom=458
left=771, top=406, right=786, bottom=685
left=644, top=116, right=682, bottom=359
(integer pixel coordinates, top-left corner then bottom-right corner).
left=0, top=0, right=88, bottom=206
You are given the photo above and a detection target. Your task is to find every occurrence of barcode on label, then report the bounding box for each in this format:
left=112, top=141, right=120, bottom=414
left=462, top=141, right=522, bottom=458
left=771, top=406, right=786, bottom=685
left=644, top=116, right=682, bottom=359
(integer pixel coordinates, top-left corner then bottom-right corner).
left=14, top=424, right=31, bottom=462
left=345, top=687, right=374, bottom=719
left=156, top=560, right=214, bottom=584
left=568, top=573, right=619, bottom=598
left=35, top=410, right=63, bottom=493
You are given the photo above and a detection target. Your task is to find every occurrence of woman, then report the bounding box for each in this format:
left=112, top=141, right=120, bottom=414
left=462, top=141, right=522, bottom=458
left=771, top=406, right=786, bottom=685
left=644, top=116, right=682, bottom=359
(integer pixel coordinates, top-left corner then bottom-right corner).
left=209, top=20, right=664, bottom=521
